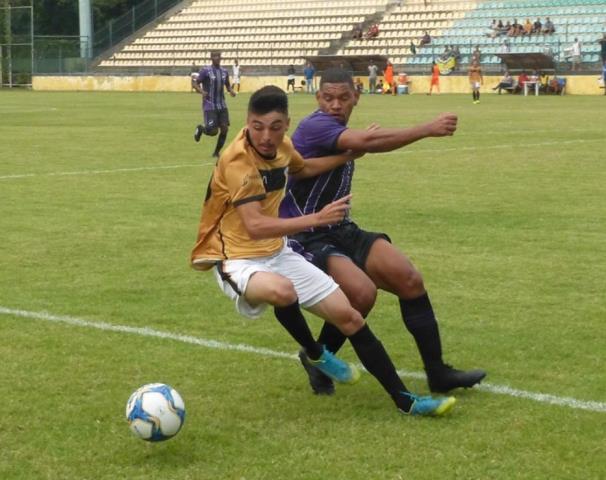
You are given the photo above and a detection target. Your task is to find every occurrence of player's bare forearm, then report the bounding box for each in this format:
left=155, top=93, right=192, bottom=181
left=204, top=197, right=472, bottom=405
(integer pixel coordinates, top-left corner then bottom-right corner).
left=292, top=152, right=363, bottom=179
left=338, top=113, right=457, bottom=153
left=236, top=196, right=351, bottom=240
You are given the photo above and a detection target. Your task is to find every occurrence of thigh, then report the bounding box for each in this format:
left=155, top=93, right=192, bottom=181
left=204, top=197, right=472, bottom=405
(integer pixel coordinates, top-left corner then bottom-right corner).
left=204, top=110, right=219, bottom=131
left=326, top=255, right=377, bottom=317
left=364, top=239, right=425, bottom=297
left=218, top=109, right=230, bottom=128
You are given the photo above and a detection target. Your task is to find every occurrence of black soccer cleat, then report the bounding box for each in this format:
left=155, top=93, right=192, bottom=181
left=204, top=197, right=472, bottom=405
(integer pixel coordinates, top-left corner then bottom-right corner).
left=298, top=349, right=335, bottom=395
left=427, top=364, right=486, bottom=393
left=194, top=124, right=204, bottom=143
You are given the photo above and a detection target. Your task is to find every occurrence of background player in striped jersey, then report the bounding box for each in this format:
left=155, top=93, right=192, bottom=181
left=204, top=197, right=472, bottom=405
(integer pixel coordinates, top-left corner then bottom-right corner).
left=280, top=68, right=486, bottom=396
left=193, top=51, right=236, bottom=158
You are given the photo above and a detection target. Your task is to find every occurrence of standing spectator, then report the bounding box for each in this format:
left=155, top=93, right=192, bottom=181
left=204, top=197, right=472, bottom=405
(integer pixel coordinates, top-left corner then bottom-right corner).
left=368, top=60, right=379, bottom=93
left=286, top=64, right=296, bottom=93
left=303, top=61, right=316, bottom=94
left=232, top=59, right=241, bottom=93
left=383, top=60, right=395, bottom=95
left=598, top=33, right=606, bottom=64
left=570, top=38, right=582, bottom=71
left=427, top=61, right=440, bottom=95
left=352, top=24, right=363, bottom=40
left=410, top=40, right=417, bottom=55
left=468, top=59, right=483, bottom=104
left=472, top=45, right=482, bottom=63
left=516, top=71, right=529, bottom=93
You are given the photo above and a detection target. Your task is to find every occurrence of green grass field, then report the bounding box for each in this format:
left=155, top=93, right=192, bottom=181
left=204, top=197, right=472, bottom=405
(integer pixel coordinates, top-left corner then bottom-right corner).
left=1, top=90, right=605, bottom=480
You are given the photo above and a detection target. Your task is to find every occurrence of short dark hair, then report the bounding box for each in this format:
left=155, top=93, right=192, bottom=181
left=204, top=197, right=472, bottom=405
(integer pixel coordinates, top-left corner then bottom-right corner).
left=248, top=86, right=288, bottom=115
left=320, top=68, right=354, bottom=88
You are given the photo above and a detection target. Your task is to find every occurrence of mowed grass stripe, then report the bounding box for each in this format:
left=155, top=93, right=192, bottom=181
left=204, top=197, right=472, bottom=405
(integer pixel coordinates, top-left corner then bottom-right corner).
left=2, top=305, right=604, bottom=414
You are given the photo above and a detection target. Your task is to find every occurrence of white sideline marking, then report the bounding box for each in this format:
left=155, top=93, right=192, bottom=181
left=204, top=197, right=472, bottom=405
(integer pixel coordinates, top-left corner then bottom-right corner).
left=1, top=306, right=605, bottom=414
left=0, top=163, right=214, bottom=181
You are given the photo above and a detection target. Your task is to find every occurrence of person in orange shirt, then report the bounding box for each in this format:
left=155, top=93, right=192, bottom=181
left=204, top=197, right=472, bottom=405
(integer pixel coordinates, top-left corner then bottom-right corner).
left=428, top=61, right=440, bottom=95
left=383, top=61, right=395, bottom=95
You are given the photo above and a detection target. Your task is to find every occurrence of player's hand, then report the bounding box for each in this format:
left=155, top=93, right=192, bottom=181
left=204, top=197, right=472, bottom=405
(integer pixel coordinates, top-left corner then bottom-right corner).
left=427, top=113, right=458, bottom=137
left=315, top=194, right=352, bottom=226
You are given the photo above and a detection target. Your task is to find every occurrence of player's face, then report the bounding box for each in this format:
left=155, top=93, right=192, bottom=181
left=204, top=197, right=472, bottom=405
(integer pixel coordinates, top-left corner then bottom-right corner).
left=247, top=111, right=290, bottom=158
left=211, top=53, right=221, bottom=67
left=316, top=83, right=359, bottom=124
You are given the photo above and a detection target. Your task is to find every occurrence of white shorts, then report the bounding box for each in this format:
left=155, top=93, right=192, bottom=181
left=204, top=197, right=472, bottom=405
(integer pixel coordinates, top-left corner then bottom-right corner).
left=471, top=81, right=481, bottom=89
left=213, top=243, right=339, bottom=319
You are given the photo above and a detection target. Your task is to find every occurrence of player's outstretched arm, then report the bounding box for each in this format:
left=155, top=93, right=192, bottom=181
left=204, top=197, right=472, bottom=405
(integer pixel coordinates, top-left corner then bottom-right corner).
left=291, top=151, right=364, bottom=179
left=336, top=113, right=458, bottom=153
left=236, top=195, right=352, bottom=240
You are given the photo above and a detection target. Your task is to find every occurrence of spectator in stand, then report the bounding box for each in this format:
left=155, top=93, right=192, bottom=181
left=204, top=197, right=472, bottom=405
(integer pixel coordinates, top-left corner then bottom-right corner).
left=452, top=45, right=461, bottom=69
left=499, top=40, right=510, bottom=71
left=598, top=33, right=606, bottom=64
left=472, top=45, right=481, bottom=63
left=570, top=38, right=582, bottom=71
left=420, top=31, right=431, bottom=46
left=542, top=17, right=555, bottom=34
left=366, top=23, right=379, bottom=39
left=368, top=59, right=379, bottom=93
left=497, top=20, right=507, bottom=36
left=488, top=19, right=498, bottom=37
left=533, top=18, right=542, bottom=35
left=439, top=45, right=452, bottom=61
left=503, top=20, right=512, bottom=36
left=516, top=71, right=529, bottom=94
left=410, top=40, right=417, bottom=55
left=492, top=71, right=514, bottom=94
left=352, top=24, right=363, bottom=40
left=523, top=19, right=533, bottom=36
left=427, top=61, right=440, bottom=95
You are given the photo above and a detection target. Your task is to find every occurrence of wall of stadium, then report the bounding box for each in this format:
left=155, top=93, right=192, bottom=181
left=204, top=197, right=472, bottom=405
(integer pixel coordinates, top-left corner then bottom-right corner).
left=32, top=75, right=605, bottom=95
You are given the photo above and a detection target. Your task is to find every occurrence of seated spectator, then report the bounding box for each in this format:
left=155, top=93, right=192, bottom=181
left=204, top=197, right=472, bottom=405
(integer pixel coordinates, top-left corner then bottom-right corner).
left=488, top=19, right=499, bottom=37
left=548, top=75, right=566, bottom=94
left=354, top=77, right=364, bottom=93
left=352, top=25, right=363, bottom=40
left=365, top=23, right=379, bottom=39
left=452, top=45, right=461, bottom=62
left=503, top=20, right=512, bottom=36
left=420, top=31, right=431, bottom=46
left=497, top=20, right=507, bottom=35
left=543, top=17, right=555, bottom=34
left=539, top=72, right=549, bottom=92
left=376, top=79, right=384, bottom=93
left=523, top=19, right=533, bottom=36
left=533, top=18, right=542, bottom=34
left=492, top=71, right=514, bottom=94
left=516, top=71, right=529, bottom=93
left=439, top=45, right=452, bottom=61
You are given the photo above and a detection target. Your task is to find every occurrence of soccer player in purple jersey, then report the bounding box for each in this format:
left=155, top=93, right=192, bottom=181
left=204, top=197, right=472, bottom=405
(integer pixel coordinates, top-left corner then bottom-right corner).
left=280, top=68, right=486, bottom=395
left=193, top=51, right=236, bottom=158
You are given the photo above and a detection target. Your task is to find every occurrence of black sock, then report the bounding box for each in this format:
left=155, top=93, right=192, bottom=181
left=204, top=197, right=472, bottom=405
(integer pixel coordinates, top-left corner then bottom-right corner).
left=214, top=131, right=227, bottom=154
left=274, top=301, right=323, bottom=360
left=317, top=322, right=347, bottom=354
left=477, top=91, right=480, bottom=100
left=348, top=324, right=413, bottom=412
left=399, top=293, right=444, bottom=371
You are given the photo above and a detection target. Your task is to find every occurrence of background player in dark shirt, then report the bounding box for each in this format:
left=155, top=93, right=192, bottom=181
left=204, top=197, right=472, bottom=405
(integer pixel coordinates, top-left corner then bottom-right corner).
left=280, top=68, right=486, bottom=395
left=193, top=51, right=236, bottom=158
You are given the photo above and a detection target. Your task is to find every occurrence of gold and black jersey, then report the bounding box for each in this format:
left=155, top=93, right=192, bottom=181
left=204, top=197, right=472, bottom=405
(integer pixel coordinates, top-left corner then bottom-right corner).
left=191, top=128, right=305, bottom=270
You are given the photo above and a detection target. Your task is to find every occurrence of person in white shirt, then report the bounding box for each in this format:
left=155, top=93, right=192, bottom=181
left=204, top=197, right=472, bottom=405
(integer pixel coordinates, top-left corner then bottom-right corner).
left=570, top=38, right=582, bottom=71
left=232, top=59, right=241, bottom=93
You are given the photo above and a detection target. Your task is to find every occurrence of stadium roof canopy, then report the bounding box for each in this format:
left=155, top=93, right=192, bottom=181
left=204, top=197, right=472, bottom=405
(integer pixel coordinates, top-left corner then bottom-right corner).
left=302, top=55, right=389, bottom=75
left=496, top=53, right=556, bottom=72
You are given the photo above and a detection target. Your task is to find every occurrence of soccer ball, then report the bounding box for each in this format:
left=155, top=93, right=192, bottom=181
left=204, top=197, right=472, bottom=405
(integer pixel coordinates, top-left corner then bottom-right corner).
left=126, top=383, right=185, bottom=442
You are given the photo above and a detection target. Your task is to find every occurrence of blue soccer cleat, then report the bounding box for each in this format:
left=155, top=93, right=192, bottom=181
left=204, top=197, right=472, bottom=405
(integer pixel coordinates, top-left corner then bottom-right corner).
left=399, top=392, right=456, bottom=417
left=306, top=347, right=360, bottom=385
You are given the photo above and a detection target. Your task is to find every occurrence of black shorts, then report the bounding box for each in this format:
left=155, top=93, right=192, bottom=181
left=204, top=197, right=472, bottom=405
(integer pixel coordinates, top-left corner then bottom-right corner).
left=287, top=78, right=295, bottom=86
left=288, top=222, right=390, bottom=273
left=204, top=108, right=230, bottom=129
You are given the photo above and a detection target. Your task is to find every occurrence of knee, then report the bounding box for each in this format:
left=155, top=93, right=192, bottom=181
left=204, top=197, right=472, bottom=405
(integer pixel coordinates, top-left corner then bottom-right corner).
left=335, top=308, right=365, bottom=336
left=348, top=284, right=377, bottom=317
left=267, top=277, right=298, bottom=306
left=401, top=268, right=426, bottom=298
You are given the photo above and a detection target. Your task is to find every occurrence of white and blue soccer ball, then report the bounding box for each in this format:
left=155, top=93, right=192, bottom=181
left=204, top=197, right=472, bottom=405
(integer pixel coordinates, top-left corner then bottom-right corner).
left=126, top=383, right=185, bottom=442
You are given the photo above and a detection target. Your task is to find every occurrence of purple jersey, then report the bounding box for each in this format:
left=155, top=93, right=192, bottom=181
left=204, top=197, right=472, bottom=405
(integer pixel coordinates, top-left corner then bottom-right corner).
left=197, top=65, right=230, bottom=111
left=279, top=110, right=353, bottom=229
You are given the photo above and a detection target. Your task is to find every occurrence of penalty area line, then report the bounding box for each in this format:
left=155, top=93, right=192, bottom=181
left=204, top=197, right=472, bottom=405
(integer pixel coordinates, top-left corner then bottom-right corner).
left=1, top=305, right=605, bottom=414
